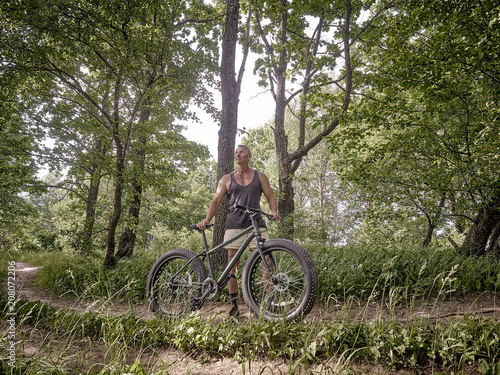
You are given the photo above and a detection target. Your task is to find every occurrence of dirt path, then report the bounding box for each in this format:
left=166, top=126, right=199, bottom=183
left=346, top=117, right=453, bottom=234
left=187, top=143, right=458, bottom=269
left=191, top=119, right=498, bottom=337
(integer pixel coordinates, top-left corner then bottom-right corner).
left=11, top=262, right=500, bottom=323
left=5, top=261, right=500, bottom=374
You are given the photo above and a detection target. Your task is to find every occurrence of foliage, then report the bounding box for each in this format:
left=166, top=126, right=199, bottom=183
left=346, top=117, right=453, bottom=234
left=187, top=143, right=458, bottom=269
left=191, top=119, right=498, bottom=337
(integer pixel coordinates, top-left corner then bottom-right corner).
left=0, top=0, right=219, bottom=261
left=3, top=237, right=500, bottom=373
left=2, top=290, right=500, bottom=374
left=313, top=240, right=500, bottom=303
left=18, top=235, right=500, bottom=309
left=243, top=120, right=365, bottom=246
left=0, top=88, right=41, bottom=250
left=333, top=0, right=500, bottom=250
left=247, top=0, right=391, bottom=236
left=150, top=158, right=217, bottom=233
left=31, top=252, right=157, bottom=302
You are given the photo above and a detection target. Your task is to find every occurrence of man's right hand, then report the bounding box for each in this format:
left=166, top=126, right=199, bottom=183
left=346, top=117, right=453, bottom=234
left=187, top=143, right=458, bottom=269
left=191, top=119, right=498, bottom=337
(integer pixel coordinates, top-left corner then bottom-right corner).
left=197, top=220, right=211, bottom=230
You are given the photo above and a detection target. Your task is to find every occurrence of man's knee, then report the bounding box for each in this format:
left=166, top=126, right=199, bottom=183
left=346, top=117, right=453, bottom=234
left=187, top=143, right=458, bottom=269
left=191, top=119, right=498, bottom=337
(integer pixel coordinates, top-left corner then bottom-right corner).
left=227, top=248, right=237, bottom=259
left=227, top=248, right=240, bottom=271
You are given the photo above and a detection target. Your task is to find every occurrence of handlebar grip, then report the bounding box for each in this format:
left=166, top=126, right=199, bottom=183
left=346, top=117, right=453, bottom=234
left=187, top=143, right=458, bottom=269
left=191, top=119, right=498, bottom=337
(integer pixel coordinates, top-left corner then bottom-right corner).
left=265, top=213, right=276, bottom=221
left=190, top=223, right=214, bottom=230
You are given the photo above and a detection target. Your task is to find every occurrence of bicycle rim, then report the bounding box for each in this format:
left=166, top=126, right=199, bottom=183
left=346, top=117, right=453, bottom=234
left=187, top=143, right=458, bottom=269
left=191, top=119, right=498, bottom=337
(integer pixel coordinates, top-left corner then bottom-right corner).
left=149, top=254, right=204, bottom=316
left=243, top=240, right=316, bottom=322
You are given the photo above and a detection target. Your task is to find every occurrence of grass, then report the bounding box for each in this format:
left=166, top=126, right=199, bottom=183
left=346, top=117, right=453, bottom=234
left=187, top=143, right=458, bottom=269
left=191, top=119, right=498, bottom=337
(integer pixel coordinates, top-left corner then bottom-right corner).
left=313, top=240, right=500, bottom=303
left=1, top=293, right=500, bottom=374
left=1, top=240, right=500, bottom=374
left=6, top=239, right=500, bottom=307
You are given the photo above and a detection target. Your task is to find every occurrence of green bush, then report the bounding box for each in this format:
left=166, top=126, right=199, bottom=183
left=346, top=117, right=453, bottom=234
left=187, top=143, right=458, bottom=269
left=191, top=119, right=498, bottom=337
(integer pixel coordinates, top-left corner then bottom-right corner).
left=33, top=251, right=158, bottom=302
left=309, top=241, right=500, bottom=303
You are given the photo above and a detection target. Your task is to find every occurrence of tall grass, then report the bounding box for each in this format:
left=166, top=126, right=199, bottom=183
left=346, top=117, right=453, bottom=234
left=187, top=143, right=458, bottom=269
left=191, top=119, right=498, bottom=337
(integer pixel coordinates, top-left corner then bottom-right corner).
left=311, top=240, right=500, bottom=303
left=2, top=293, right=500, bottom=374
left=11, top=239, right=500, bottom=306
left=17, top=251, right=158, bottom=303
left=2, top=239, right=500, bottom=374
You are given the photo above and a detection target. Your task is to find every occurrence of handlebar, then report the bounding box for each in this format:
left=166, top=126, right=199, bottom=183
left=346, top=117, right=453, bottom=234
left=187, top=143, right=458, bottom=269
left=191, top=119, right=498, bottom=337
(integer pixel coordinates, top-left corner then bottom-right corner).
left=233, top=204, right=276, bottom=221
left=190, top=223, right=214, bottom=230
left=190, top=205, right=276, bottom=231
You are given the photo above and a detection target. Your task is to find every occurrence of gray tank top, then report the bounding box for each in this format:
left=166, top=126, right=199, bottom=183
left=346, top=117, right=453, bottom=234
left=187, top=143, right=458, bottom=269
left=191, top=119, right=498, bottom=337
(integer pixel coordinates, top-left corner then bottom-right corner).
left=225, top=170, right=266, bottom=229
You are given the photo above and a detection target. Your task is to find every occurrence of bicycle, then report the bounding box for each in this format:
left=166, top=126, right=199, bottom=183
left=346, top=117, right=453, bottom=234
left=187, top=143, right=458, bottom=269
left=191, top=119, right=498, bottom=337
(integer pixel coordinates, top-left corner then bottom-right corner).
left=146, top=204, right=318, bottom=322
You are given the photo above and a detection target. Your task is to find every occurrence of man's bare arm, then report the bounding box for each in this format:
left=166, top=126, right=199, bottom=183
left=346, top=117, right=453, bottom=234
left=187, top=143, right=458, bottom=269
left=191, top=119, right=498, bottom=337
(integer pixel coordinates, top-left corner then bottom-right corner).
left=197, top=174, right=230, bottom=229
left=259, top=172, right=281, bottom=221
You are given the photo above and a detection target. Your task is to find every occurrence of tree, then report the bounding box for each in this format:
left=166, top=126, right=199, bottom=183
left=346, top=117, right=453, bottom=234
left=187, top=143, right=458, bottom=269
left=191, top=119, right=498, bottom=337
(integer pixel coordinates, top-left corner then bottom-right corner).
left=0, top=61, right=41, bottom=250
left=1, top=0, right=220, bottom=265
left=243, top=121, right=363, bottom=246
left=212, top=0, right=253, bottom=253
left=332, top=0, right=500, bottom=252
left=0, top=106, right=39, bottom=250
left=251, top=0, right=392, bottom=236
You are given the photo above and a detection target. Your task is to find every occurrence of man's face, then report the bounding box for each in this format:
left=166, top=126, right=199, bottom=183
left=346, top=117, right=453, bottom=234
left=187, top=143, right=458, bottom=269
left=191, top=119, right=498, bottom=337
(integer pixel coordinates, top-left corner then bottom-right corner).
left=235, top=146, right=251, bottom=164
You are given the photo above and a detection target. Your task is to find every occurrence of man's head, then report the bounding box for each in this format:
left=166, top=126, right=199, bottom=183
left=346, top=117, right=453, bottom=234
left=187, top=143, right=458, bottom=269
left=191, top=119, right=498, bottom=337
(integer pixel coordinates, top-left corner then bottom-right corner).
left=237, top=145, right=251, bottom=155
left=235, top=145, right=252, bottom=165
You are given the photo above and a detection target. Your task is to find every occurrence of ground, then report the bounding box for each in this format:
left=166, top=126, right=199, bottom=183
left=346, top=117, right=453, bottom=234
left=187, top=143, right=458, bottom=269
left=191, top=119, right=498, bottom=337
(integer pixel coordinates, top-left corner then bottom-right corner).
left=3, top=262, right=500, bottom=374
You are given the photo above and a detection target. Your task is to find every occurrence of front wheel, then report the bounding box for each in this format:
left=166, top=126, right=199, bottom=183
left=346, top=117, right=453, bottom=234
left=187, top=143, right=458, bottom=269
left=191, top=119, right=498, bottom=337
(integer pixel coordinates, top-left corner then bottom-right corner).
left=242, top=239, right=318, bottom=322
left=146, top=248, right=207, bottom=317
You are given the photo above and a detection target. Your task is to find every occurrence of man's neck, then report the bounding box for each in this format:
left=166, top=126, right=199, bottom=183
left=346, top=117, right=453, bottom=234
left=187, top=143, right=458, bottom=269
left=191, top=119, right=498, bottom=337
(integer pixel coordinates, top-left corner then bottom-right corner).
left=235, top=164, right=252, bottom=175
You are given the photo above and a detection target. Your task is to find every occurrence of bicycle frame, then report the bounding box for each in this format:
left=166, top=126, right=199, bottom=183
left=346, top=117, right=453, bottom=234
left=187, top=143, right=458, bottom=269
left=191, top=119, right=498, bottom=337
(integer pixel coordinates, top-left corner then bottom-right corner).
left=170, top=213, right=274, bottom=306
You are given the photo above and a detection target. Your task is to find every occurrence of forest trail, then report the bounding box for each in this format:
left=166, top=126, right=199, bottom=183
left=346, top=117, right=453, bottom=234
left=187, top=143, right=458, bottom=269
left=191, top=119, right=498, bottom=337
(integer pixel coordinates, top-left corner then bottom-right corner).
left=11, top=262, right=500, bottom=324
left=5, top=261, right=500, bottom=374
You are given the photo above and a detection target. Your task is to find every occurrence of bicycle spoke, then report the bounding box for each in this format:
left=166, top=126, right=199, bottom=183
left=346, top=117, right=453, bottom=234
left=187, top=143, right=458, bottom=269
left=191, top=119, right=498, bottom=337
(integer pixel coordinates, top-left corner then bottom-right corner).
left=248, top=250, right=306, bottom=315
left=146, top=249, right=207, bottom=317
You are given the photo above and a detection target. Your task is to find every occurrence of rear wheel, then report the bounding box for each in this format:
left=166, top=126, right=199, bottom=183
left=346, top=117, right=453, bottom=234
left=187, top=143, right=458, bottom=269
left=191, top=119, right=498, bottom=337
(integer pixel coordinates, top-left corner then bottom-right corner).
left=242, top=239, right=318, bottom=322
left=146, top=248, right=207, bottom=317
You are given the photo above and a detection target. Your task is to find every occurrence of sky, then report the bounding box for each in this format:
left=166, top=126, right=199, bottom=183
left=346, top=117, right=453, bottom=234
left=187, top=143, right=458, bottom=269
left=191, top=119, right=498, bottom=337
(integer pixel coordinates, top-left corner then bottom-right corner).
left=183, top=10, right=371, bottom=159
left=180, top=57, right=276, bottom=159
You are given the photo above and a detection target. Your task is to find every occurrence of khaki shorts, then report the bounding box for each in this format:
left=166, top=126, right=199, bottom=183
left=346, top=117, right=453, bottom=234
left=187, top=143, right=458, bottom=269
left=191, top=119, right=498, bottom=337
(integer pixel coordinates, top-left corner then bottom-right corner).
left=223, top=228, right=270, bottom=250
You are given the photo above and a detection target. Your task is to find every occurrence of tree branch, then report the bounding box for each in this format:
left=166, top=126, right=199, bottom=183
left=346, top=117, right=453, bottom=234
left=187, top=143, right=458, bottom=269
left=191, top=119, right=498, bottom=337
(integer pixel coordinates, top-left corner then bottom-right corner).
left=289, top=0, right=353, bottom=163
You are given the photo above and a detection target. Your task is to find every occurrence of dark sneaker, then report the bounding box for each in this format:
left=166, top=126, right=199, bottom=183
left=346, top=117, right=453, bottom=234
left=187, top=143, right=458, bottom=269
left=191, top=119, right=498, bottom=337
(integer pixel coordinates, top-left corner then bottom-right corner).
left=228, top=306, right=240, bottom=317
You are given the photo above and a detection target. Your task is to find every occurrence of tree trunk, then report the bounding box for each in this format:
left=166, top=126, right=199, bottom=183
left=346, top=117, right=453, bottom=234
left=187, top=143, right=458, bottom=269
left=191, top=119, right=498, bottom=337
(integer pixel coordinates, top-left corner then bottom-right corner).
left=104, top=80, right=126, bottom=268
left=257, top=0, right=353, bottom=238
left=80, top=139, right=105, bottom=254
left=460, top=192, right=500, bottom=256
left=422, top=194, right=446, bottom=247
left=273, top=0, right=293, bottom=237
left=80, top=171, right=100, bottom=252
left=116, top=107, right=149, bottom=259
left=104, top=145, right=125, bottom=268
left=211, top=0, right=251, bottom=271
left=211, top=0, right=242, bottom=270
left=448, top=193, right=466, bottom=234
left=486, top=221, right=500, bottom=253
left=211, top=0, right=239, bottom=268
left=422, top=222, right=435, bottom=247
left=116, top=179, right=142, bottom=259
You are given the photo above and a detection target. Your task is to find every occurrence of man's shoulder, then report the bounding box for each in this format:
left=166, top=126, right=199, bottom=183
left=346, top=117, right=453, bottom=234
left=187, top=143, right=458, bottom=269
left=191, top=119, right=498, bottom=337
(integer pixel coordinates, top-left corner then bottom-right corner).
left=219, top=173, right=232, bottom=189
left=257, top=170, right=268, bottom=179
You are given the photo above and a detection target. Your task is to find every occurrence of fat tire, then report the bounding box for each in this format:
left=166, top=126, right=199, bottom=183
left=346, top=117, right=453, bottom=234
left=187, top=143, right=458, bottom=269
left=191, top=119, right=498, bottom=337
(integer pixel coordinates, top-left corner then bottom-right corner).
left=146, top=248, right=208, bottom=317
left=242, top=239, right=318, bottom=322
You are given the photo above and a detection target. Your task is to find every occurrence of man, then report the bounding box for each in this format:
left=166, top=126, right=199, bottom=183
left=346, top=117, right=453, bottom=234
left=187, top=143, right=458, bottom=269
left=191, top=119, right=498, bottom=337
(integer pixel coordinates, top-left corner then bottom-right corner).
left=197, top=145, right=280, bottom=317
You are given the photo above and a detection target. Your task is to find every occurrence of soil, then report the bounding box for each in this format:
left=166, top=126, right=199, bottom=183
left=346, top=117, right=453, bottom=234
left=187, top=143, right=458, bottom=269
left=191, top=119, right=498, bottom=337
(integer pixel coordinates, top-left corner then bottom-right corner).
left=4, top=261, right=500, bottom=374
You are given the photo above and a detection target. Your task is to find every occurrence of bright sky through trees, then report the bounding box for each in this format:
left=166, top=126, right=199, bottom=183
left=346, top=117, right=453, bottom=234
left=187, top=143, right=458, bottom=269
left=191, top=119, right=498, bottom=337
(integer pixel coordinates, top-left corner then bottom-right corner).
left=181, top=67, right=275, bottom=158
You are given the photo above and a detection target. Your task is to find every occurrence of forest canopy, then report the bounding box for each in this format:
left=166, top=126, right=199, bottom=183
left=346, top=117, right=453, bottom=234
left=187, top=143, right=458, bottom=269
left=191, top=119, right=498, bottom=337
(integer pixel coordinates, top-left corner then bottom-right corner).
left=1, top=0, right=499, bottom=262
